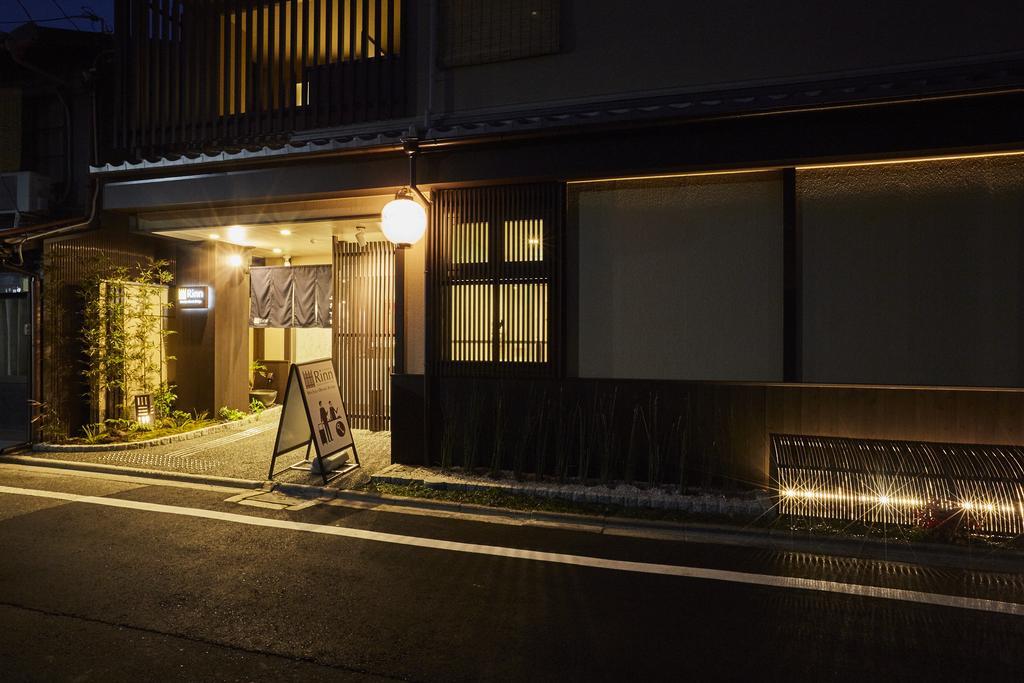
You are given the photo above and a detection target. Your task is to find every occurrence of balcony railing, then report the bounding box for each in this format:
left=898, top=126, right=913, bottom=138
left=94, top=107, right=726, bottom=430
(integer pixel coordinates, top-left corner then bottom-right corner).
left=110, top=0, right=407, bottom=163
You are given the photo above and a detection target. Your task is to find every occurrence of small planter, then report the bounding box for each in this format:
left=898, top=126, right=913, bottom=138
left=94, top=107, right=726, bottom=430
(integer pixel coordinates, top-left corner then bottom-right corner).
left=249, top=389, right=278, bottom=406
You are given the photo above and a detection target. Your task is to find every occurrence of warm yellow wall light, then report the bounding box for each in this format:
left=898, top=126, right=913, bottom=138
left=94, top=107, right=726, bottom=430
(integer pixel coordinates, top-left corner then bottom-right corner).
left=381, top=188, right=427, bottom=248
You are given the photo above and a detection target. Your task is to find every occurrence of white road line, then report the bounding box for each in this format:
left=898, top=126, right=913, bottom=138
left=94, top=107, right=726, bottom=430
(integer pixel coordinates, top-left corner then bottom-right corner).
left=1, top=483, right=1021, bottom=617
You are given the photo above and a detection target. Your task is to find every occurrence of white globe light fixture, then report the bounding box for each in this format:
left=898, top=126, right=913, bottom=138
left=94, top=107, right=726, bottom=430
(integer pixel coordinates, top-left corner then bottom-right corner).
left=381, top=188, right=427, bottom=248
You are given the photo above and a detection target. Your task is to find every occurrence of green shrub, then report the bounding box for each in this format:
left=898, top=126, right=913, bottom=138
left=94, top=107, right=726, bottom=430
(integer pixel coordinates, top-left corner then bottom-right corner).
left=29, top=400, right=66, bottom=442
left=104, top=418, right=133, bottom=433
left=218, top=406, right=245, bottom=421
left=81, top=423, right=107, bottom=444
left=80, top=258, right=175, bottom=422
left=249, top=398, right=266, bottom=414
left=154, top=383, right=177, bottom=418
left=169, top=410, right=193, bottom=428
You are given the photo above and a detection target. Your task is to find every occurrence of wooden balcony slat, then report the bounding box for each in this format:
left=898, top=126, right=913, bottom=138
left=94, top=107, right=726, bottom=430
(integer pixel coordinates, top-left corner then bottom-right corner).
left=111, top=0, right=406, bottom=162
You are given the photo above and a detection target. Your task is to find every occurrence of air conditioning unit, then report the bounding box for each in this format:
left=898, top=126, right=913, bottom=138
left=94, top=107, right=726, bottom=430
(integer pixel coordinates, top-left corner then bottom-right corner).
left=0, top=171, right=50, bottom=215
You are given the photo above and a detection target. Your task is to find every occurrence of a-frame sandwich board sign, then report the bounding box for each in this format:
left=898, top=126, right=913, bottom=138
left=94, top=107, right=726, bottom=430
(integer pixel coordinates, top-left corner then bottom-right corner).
left=268, top=358, right=360, bottom=485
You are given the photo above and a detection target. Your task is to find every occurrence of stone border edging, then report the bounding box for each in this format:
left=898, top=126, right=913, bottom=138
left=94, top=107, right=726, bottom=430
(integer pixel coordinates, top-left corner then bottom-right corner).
left=32, top=406, right=282, bottom=452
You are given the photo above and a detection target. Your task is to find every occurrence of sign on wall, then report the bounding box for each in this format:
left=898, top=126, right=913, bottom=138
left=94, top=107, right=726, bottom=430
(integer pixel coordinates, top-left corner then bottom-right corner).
left=176, top=285, right=209, bottom=309
left=268, top=358, right=359, bottom=484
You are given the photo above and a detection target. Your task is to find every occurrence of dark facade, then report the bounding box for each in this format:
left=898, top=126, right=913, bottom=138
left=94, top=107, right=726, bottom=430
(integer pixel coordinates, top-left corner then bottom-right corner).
left=8, top=3, right=1024, bottom=498
left=0, top=24, right=115, bottom=447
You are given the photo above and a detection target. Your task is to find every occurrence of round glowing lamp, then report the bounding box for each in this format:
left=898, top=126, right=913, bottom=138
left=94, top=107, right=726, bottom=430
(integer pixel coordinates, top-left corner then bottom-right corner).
left=381, top=189, right=427, bottom=248
left=227, top=253, right=244, bottom=268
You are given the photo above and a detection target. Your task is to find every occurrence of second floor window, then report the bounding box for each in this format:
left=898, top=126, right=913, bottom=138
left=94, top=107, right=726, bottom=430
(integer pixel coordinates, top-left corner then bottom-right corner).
left=216, top=0, right=403, bottom=115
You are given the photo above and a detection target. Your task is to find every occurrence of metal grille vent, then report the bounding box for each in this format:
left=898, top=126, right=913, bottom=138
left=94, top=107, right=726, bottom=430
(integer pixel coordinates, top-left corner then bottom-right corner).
left=772, top=433, right=1024, bottom=535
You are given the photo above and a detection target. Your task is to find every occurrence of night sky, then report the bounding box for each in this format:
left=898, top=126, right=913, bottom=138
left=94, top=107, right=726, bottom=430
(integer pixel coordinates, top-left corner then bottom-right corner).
left=0, top=1, right=114, bottom=33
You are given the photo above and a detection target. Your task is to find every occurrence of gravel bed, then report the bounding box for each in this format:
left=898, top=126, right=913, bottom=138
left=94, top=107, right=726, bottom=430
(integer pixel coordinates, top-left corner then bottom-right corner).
left=373, top=464, right=773, bottom=515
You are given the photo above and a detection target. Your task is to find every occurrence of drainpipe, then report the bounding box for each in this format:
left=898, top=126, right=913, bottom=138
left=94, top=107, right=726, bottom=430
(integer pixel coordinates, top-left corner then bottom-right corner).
left=3, top=179, right=102, bottom=263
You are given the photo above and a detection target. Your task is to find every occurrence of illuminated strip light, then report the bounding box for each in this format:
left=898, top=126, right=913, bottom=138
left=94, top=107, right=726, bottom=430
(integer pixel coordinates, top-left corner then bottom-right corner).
left=568, top=167, right=775, bottom=186
left=796, top=149, right=1024, bottom=171
left=568, top=150, right=1024, bottom=186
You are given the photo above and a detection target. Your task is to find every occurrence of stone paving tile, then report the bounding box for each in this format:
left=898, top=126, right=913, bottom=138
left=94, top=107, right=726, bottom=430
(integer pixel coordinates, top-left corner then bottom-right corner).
left=30, top=420, right=392, bottom=489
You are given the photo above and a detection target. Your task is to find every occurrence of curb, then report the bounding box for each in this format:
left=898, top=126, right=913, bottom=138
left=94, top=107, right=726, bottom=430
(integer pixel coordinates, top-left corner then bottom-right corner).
left=274, top=479, right=1024, bottom=573
left=32, top=406, right=282, bottom=453
left=0, top=455, right=265, bottom=490
left=5, top=456, right=1022, bottom=573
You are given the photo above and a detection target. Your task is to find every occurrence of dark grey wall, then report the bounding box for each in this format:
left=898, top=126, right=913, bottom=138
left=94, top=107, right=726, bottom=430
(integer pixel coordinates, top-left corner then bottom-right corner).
left=799, top=155, right=1024, bottom=387
left=573, top=172, right=784, bottom=381
left=431, top=0, right=1024, bottom=114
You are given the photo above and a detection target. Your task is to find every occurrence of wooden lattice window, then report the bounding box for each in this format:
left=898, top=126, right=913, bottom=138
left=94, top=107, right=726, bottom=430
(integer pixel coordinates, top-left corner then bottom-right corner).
left=429, top=183, right=564, bottom=377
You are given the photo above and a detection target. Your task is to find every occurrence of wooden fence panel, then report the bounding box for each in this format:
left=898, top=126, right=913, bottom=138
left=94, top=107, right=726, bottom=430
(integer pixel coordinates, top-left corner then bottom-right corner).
left=334, top=239, right=396, bottom=431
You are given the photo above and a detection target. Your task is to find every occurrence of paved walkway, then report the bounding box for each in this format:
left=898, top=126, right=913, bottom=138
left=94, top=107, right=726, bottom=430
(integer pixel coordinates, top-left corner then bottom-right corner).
left=27, top=415, right=392, bottom=488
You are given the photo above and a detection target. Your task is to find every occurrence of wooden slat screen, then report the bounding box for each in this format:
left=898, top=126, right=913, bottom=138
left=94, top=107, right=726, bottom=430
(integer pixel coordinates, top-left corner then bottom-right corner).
left=428, top=183, right=565, bottom=378
left=41, top=232, right=162, bottom=438
left=333, top=239, right=395, bottom=430
left=111, top=0, right=406, bottom=163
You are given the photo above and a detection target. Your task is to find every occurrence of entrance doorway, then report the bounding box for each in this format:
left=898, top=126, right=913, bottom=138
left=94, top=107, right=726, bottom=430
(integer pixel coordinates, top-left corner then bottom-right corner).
left=146, top=196, right=398, bottom=432
left=0, top=272, right=32, bottom=449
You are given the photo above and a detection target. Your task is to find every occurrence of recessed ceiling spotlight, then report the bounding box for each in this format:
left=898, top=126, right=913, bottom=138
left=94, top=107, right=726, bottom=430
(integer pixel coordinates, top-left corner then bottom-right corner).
left=279, top=229, right=292, bottom=236
left=226, top=225, right=246, bottom=241
left=208, top=233, right=220, bottom=240
left=272, top=248, right=282, bottom=254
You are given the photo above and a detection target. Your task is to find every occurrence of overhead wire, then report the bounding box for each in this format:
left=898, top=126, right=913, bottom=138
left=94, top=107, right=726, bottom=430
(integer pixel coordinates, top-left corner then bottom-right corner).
left=13, top=1, right=33, bottom=21
left=50, top=0, right=83, bottom=31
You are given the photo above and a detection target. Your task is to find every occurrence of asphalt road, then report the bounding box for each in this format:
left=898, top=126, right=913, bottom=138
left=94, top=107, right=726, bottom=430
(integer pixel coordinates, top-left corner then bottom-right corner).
left=0, top=464, right=1022, bottom=682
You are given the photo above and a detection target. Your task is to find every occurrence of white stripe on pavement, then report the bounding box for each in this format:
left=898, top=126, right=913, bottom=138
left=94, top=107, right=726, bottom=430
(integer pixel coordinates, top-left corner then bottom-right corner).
left=1, top=483, right=1021, bottom=617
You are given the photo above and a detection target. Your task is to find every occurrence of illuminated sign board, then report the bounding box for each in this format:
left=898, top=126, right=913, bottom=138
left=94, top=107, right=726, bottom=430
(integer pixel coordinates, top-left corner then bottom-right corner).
left=177, top=286, right=209, bottom=309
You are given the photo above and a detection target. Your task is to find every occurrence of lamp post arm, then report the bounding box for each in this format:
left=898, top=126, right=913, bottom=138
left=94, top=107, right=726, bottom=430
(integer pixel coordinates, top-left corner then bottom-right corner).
left=404, top=137, right=432, bottom=206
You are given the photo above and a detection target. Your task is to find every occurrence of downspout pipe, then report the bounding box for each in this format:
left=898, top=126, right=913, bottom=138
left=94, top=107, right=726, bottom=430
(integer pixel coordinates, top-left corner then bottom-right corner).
left=2, top=179, right=102, bottom=261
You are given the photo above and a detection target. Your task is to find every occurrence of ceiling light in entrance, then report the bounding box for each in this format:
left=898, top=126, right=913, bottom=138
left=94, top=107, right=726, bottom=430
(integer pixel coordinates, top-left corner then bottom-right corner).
left=226, top=225, right=247, bottom=242
left=208, top=233, right=220, bottom=240
left=279, top=229, right=292, bottom=236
